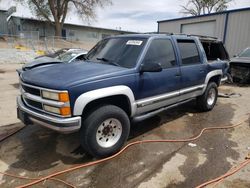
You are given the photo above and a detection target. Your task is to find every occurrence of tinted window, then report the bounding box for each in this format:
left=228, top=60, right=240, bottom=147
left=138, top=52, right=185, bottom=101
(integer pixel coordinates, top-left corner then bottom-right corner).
left=177, top=40, right=200, bottom=65
left=86, top=37, right=147, bottom=68
left=144, top=39, right=176, bottom=69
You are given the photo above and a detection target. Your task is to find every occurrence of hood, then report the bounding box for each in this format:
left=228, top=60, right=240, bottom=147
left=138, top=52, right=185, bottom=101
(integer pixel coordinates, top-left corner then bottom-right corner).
left=230, top=57, right=250, bottom=64
left=23, top=57, right=62, bottom=70
left=20, top=61, right=133, bottom=90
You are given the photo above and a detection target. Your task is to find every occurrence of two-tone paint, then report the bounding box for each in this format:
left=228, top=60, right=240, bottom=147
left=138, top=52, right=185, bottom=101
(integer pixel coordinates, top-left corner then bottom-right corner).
left=18, top=34, right=226, bottom=133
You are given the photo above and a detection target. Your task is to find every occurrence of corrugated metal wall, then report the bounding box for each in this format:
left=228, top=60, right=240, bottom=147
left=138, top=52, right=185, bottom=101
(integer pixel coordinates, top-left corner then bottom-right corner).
left=158, top=14, right=226, bottom=40
left=225, top=10, right=250, bottom=56
left=158, top=9, right=250, bottom=57
left=0, top=11, right=8, bottom=34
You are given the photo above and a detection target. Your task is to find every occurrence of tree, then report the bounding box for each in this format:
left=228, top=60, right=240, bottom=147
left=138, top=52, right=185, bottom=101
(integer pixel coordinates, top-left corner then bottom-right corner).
left=18, top=0, right=112, bottom=36
left=181, top=0, right=233, bottom=16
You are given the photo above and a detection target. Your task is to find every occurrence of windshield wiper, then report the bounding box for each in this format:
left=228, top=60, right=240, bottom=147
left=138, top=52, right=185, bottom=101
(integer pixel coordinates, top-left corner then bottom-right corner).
left=97, top=57, right=110, bottom=62
left=96, top=57, right=120, bottom=67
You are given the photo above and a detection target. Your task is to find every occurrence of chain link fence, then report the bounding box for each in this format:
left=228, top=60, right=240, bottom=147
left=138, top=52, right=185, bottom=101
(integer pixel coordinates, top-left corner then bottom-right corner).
left=0, top=31, right=96, bottom=53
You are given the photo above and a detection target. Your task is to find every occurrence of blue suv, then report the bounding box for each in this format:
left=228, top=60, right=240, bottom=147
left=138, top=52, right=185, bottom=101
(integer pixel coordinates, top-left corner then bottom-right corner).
left=17, top=34, right=228, bottom=158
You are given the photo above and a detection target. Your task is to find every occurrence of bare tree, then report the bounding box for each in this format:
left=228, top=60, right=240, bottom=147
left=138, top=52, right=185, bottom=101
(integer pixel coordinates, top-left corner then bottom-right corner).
left=17, top=0, right=112, bottom=36
left=181, top=0, right=233, bottom=16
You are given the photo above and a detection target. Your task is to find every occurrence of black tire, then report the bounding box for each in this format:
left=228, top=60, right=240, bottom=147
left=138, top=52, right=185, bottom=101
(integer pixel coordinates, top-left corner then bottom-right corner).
left=197, top=82, right=218, bottom=112
left=80, top=105, right=130, bottom=158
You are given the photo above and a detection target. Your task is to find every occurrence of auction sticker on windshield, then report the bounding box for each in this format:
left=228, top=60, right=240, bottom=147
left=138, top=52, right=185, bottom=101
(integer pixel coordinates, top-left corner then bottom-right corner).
left=126, top=40, right=143, bottom=46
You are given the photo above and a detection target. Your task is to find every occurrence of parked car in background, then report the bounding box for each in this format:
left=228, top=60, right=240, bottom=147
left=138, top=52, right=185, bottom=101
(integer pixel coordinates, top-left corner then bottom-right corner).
left=35, top=48, right=84, bottom=59
left=21, top=49, right=88, bottom=71
left=17, top=34, right=228, bottom=158
left=230, top=47, right=250, bottom=83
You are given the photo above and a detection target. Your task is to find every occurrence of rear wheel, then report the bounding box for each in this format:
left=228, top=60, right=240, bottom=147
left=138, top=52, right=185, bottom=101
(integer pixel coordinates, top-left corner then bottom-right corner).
left=197, top=82, right=218, bottom=111
left=80, top=105, right=130, bottom=158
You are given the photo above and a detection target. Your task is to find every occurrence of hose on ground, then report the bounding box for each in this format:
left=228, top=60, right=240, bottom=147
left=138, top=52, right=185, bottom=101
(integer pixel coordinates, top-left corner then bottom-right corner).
left=13, top=114, right=249, bottom=188
left=196, top=158, right=250, bottom=188
left=0, top=171, right=76, bottom=188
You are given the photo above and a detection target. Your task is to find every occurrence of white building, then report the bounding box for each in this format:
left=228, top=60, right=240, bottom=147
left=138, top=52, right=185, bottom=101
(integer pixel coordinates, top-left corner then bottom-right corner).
left=157, top=7, right=250, bottom=57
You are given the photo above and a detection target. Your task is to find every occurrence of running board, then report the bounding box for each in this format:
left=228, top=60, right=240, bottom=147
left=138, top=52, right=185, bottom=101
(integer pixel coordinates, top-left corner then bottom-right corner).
left=132, top=98, right=194, bottom=122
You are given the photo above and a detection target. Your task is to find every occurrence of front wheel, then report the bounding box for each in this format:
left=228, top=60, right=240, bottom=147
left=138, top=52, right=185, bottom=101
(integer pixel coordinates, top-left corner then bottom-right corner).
left=80, top=105, right=130, bottom=158
left=197, top=82, right=218, bottom=112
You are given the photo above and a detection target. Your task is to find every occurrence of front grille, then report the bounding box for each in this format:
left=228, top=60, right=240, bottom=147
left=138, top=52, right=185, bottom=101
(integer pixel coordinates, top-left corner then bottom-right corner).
left=24, top=98, right=43, bottom=110
left=22, top=84, right=40, bottom=96
left=20, top=81, right=69, bottom=117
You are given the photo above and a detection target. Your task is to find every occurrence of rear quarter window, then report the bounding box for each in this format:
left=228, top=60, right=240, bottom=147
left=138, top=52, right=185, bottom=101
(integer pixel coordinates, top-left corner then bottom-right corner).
left=177, top=40, right=200, bottom=65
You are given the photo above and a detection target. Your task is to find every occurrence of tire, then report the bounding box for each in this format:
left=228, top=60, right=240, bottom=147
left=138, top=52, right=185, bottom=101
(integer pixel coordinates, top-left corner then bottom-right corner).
left=80, top=105, right=130, bottom=158
left=197, top=82, right=218, bottom=112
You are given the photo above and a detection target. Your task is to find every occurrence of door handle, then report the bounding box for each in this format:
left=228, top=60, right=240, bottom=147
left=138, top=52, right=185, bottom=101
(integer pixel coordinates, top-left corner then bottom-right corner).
left=200, top=69, right=205, bottom=73
left=175, top=73, right=181, bottom=77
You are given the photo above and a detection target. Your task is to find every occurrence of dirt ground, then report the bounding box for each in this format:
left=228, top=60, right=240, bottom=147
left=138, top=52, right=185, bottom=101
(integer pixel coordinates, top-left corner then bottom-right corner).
left=0, top=64, right=22, bottom=127
left=0, top=65, right=250, bottom=188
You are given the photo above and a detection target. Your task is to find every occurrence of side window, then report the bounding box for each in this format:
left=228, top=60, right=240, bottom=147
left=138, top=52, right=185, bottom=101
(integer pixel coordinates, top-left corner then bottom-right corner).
left=144, top=39, right=176, bottom=69
left=177, top=40, right=200, bottom=65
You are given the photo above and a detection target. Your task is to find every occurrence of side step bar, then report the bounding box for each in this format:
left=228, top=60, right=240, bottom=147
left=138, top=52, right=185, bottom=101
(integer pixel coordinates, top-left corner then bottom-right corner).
left=133, top=98, right=194, bottom=122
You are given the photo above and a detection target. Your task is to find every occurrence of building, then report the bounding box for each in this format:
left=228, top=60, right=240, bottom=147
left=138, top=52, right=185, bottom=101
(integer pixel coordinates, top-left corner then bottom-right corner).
left=157, top=7, right=250, bottom=57
left=0, top=9, right=8, bottom=34
left=0, top=11, right=134, bottom=44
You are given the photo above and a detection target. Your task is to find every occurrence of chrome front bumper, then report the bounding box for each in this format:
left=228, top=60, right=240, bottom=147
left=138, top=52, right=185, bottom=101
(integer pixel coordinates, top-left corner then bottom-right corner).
left=17, top=96, right=81, bottom=133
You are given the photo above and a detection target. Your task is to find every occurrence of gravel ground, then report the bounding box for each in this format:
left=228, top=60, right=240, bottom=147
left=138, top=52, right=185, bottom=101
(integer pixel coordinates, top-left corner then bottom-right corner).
left=0, top=49, right=37, bottom=64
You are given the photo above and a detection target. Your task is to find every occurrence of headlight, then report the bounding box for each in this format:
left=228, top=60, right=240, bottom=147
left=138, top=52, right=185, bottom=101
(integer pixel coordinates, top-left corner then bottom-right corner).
left=42, top=91, right=69, bottom=102
left=42, top=90, right=71, bottom=116
left=43, top=105, right=71, bottom=116
left=44, top=105, right=60, bottom=114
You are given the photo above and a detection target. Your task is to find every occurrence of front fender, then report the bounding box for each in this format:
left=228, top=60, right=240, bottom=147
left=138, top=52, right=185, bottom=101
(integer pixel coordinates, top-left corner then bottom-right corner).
left=73, top=85, right=136, bottom=116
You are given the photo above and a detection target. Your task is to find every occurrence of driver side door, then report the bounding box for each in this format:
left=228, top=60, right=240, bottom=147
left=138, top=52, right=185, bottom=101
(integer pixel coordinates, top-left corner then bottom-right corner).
left=136, top=38, right=181, bottom=114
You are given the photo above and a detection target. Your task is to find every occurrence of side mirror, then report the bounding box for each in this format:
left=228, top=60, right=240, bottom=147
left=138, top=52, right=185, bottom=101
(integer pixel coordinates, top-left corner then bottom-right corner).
left=233, top=54, right=237, bottom=57
left=140, top=62, right=162, bottom=73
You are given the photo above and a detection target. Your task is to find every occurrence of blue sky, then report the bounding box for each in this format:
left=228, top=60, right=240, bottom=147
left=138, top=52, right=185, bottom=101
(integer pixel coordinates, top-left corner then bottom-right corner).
left=0, top=0, right=250, bottom=32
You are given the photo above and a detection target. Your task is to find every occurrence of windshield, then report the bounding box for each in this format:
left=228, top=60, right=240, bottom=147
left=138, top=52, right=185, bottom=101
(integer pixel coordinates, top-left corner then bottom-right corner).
left=56, top=52, right=78, bottom=62
left=85, top=37, right=147, bottom=68
left=239, top=48, right=250, bottom=58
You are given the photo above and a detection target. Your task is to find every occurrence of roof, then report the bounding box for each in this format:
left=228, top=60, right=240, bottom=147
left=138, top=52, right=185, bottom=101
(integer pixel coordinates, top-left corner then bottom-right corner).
left=105, top=33, right=221, bottom=42
left=158, top=7, right=250, bottom=23
left=10, top=15, right=135, bottom=34
left=0, top=9, right=7, bottom=12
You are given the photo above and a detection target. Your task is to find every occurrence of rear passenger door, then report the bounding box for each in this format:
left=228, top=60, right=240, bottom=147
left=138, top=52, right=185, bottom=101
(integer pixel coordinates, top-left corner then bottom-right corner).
left=177, top=39, right=207, bottom=90
left=136, top=38, right=181, bottom=114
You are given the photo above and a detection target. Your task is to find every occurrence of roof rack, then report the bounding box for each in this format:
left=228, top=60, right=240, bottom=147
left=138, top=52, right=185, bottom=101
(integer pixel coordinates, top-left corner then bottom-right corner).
left=142, top=32, right=219, bottom=40
left=187, top=34, right=217, bottom=39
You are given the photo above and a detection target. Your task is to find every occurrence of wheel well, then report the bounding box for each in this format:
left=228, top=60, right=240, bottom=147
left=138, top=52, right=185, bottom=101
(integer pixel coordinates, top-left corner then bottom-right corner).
left=208, top=75, right=221, bottom=86
left=81, top=95, right=131, bottom=117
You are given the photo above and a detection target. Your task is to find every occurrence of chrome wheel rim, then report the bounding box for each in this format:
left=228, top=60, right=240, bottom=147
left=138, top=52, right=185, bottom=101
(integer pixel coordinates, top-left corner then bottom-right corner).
left=207, top=88, right=216, bottom=106
left=96, top=118, right=122, bottom=148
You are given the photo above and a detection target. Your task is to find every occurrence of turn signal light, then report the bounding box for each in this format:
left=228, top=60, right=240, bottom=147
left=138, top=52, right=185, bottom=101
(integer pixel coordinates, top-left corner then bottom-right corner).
left=59, top=92, right=69, bottom=102
left=60, top=107, right=71, bottom=116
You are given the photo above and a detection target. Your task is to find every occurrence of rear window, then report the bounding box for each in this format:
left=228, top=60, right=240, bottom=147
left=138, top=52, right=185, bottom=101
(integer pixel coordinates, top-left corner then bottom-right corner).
left=177, top=40, right=200, bottom=65
left=202, top=41, right=229, bottom=60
